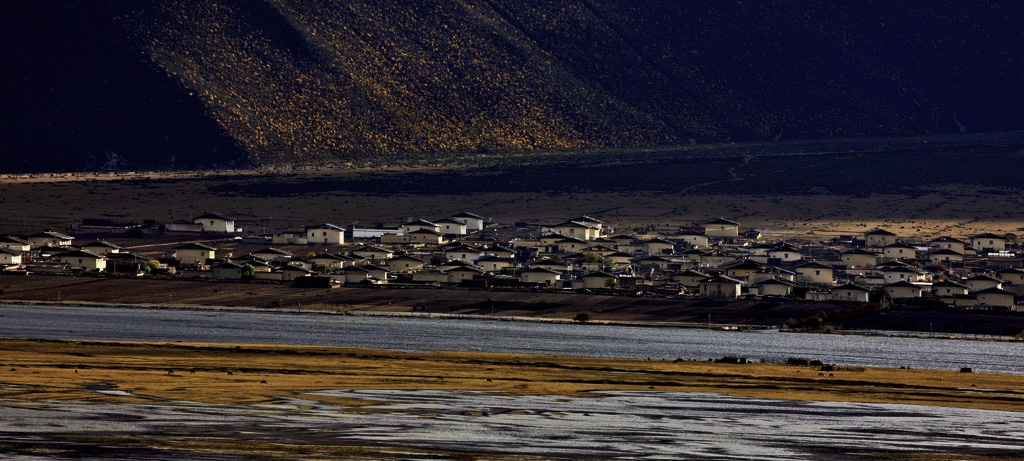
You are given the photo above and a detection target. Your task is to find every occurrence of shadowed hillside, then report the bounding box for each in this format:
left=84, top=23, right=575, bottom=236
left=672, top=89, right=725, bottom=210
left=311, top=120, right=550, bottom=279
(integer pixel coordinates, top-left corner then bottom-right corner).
left=2, top=1, right=1023, bottom=172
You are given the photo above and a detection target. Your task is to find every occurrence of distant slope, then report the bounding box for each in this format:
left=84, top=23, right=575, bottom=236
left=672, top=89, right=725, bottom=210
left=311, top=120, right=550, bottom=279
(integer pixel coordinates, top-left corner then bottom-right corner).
left=2, top=1, right=1023, bottom=172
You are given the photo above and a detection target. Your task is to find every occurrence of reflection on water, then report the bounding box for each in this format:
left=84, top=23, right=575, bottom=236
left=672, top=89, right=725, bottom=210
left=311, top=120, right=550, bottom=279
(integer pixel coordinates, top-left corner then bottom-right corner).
left=2, top=390, right=1023, bottom=459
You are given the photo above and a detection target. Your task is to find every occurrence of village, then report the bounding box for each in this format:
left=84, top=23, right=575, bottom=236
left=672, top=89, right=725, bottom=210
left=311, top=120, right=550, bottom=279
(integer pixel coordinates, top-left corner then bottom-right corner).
left=1, top=211, right=1023, bottom=312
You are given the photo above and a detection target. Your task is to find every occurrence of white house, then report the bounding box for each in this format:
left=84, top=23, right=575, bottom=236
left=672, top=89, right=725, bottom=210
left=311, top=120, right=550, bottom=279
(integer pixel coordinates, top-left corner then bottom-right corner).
left=931, top=280, right=969, bottom=297
left=306, top=223, right=345, bottom=245
left=841, top=249, right=877, bottom=268
left=400, top=219, right=439, bottom=235
left=450, top=212, right=485, bottom=232
left=519, top=267, right=561, bottom=286
left=698, top=275, right=743, bottom=298
left=704, top=218, right=739, bottom=238
left=929, top=236, right=966, bottom=254
left=434, top=218, right=468, bottom=236
left=965, top=275, right=1002, bottom=292
left=553, top=221, right=600, bottom=240
left=882, top=243, right=916, bottom=260
left=755, top=278, right=796, bottom=297
left=830, top=284, right=870, bottom=302
left=795, top=261, right=833, bottom=285
left=864, top=229, right=897, bottom=248
left=28, top=231, right=74, bottom=248
left=58, top=249, right=107, bottom=272
left=193, top=212, right=236, bottom=233
left=975, top=287, right=1016, bottom=309
left=971, top=233, right=1007, bottom=252
left=0, top=236, right=31, bottom=252
left=445, top=245, right=483, bottom=263
left=885, top=281, right=924, bottom=299
left=581, top=271, right=616, bottom=289
left=0, top=247, right=22, bottom=267
left=81, top=240, right=121, bottom=255
left=173, top=243, right=216, bottom=266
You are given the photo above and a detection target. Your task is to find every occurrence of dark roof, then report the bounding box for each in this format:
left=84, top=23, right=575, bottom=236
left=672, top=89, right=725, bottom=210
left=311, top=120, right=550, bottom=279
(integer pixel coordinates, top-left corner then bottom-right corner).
left=706, top=218, right=739, bottom=226
left=572, top=215, right=603, bottom=224
left=582, top=271, right=615, bottom=278
left=434, top=217, right=465, bottom=225
left=57, top=249, right=105, bottom=259
left=307, top=223, right=345, bottom=231
left=929, top=236, right=965, bottom=244
left=971, top=232, right=1006, bottom=239
left=0, top=247, right=22, bottom=255
left=80, top=240, right=119, bottom=250
left=555, top=237, right=588, bottom=244
left=673, top=269, right=708, bottom=277
left=403, top=219, right=437, bottom=226
left=756, top=278, right=796, bottom=286
left=724, top=259, right=765, bottom=270
left=831, top=283, right=869, bottom=292
left=0, top=236, right=29, bottom=244
left=929, top=249, right=963, bottom=256
left=975, top=287, right=1015, bottom=296
left=865, top=229, right=896, bottom=236
left=253, top=248, right=292, bottom=256
left=795, top=261, right=831, bottom=270
left=450, top=212, right=483, bottom=219
left=700, top=274, right=743, bottom=284
left=842, top=249, right=876, bottom=256
left=194, top=212, right=234, bottom=221
left=521, top=267, right=562, bottom=274
left=932, top=280, right=967, bottom=288
left=408, top=228, right=443, bottom=235
left=30, top=231, right=74, bottom=240
left=174, top=242, right=216, bottom=251
left=885, top=281, right=923, bottom=289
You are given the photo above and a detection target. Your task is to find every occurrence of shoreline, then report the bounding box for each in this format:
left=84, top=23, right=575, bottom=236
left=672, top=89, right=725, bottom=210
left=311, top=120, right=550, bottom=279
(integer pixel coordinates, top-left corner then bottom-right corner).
left=3, top=299, right=1018, bottom=344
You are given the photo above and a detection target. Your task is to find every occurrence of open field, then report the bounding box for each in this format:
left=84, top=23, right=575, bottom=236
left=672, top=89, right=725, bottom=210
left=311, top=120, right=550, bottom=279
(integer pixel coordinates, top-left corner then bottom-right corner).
left=2, top=339, right=1024, bottom=458
left=3, top=142, right=1024, bottom=239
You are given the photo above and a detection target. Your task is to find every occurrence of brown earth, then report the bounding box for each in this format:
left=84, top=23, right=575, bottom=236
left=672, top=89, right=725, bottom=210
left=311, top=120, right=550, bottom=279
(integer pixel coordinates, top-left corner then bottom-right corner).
left=2, top=146, right=1024, bottom=240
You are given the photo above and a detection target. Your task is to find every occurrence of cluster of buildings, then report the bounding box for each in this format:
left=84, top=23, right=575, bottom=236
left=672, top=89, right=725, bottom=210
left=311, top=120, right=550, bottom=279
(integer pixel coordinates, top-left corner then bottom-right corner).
left=3, top=213, right=1023, bottom=311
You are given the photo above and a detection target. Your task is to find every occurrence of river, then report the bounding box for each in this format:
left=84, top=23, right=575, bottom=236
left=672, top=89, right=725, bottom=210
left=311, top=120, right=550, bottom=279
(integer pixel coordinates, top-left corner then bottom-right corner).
left=1, top=304, right=1020, bottom=374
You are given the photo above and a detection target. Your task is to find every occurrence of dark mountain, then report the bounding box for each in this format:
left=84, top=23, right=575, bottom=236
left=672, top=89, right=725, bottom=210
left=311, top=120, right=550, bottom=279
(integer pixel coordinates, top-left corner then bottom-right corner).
left=3, top=1, right=1023, bottom=172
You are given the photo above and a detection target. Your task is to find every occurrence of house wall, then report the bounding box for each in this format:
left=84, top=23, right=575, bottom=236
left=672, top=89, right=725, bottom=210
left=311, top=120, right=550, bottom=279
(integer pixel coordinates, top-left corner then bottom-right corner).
left=830, top=289, right=869, bottom=302
left=699, top=281, right=740, bottom=298
left=758, top=284, right=791, bottom=297
left=521, top=272, right=558, bottom=285
left=883, top=247, right=916, bottom=259
left=705, top=225, right=739, bottom=238
left=62, top=256, right=106, bottom=271
left=886, top=286, right=922, bottom=298
left=866, top=234, right=897, bottom=248
left=307, top=228, right=344, bottom=245
left=175, top=249, right=214, bottom=266
left=0, top=253, right=22, bottom=266
left=582, top=276, right=615, bottom=289
left=977, top=292, right=1014, bottom=308
left=842, top=254, right=876, bottom=268
left=796, top=268, right=833, bottom=285
left=198, top=219, right=234, bottom=233
left=972, top=237, right=1007, bottom=252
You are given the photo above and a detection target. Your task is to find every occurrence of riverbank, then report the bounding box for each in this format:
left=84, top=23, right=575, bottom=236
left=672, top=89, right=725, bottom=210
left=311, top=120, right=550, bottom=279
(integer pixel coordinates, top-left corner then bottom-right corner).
left=4, top=274, right=1024, bottom=337
left=0, top=338, right=1022, bottom=458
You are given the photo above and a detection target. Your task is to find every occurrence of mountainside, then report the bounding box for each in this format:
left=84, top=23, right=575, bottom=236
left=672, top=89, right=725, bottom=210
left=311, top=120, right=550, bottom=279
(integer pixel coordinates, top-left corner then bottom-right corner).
left=3, top=1, right=1023, bottom=172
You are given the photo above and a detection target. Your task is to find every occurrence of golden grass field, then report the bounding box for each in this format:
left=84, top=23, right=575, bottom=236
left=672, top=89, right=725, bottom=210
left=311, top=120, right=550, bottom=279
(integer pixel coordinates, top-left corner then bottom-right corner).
left=1, top=339, right=1024, bottom=458
left=2, top=339, right=1021, bottom=411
